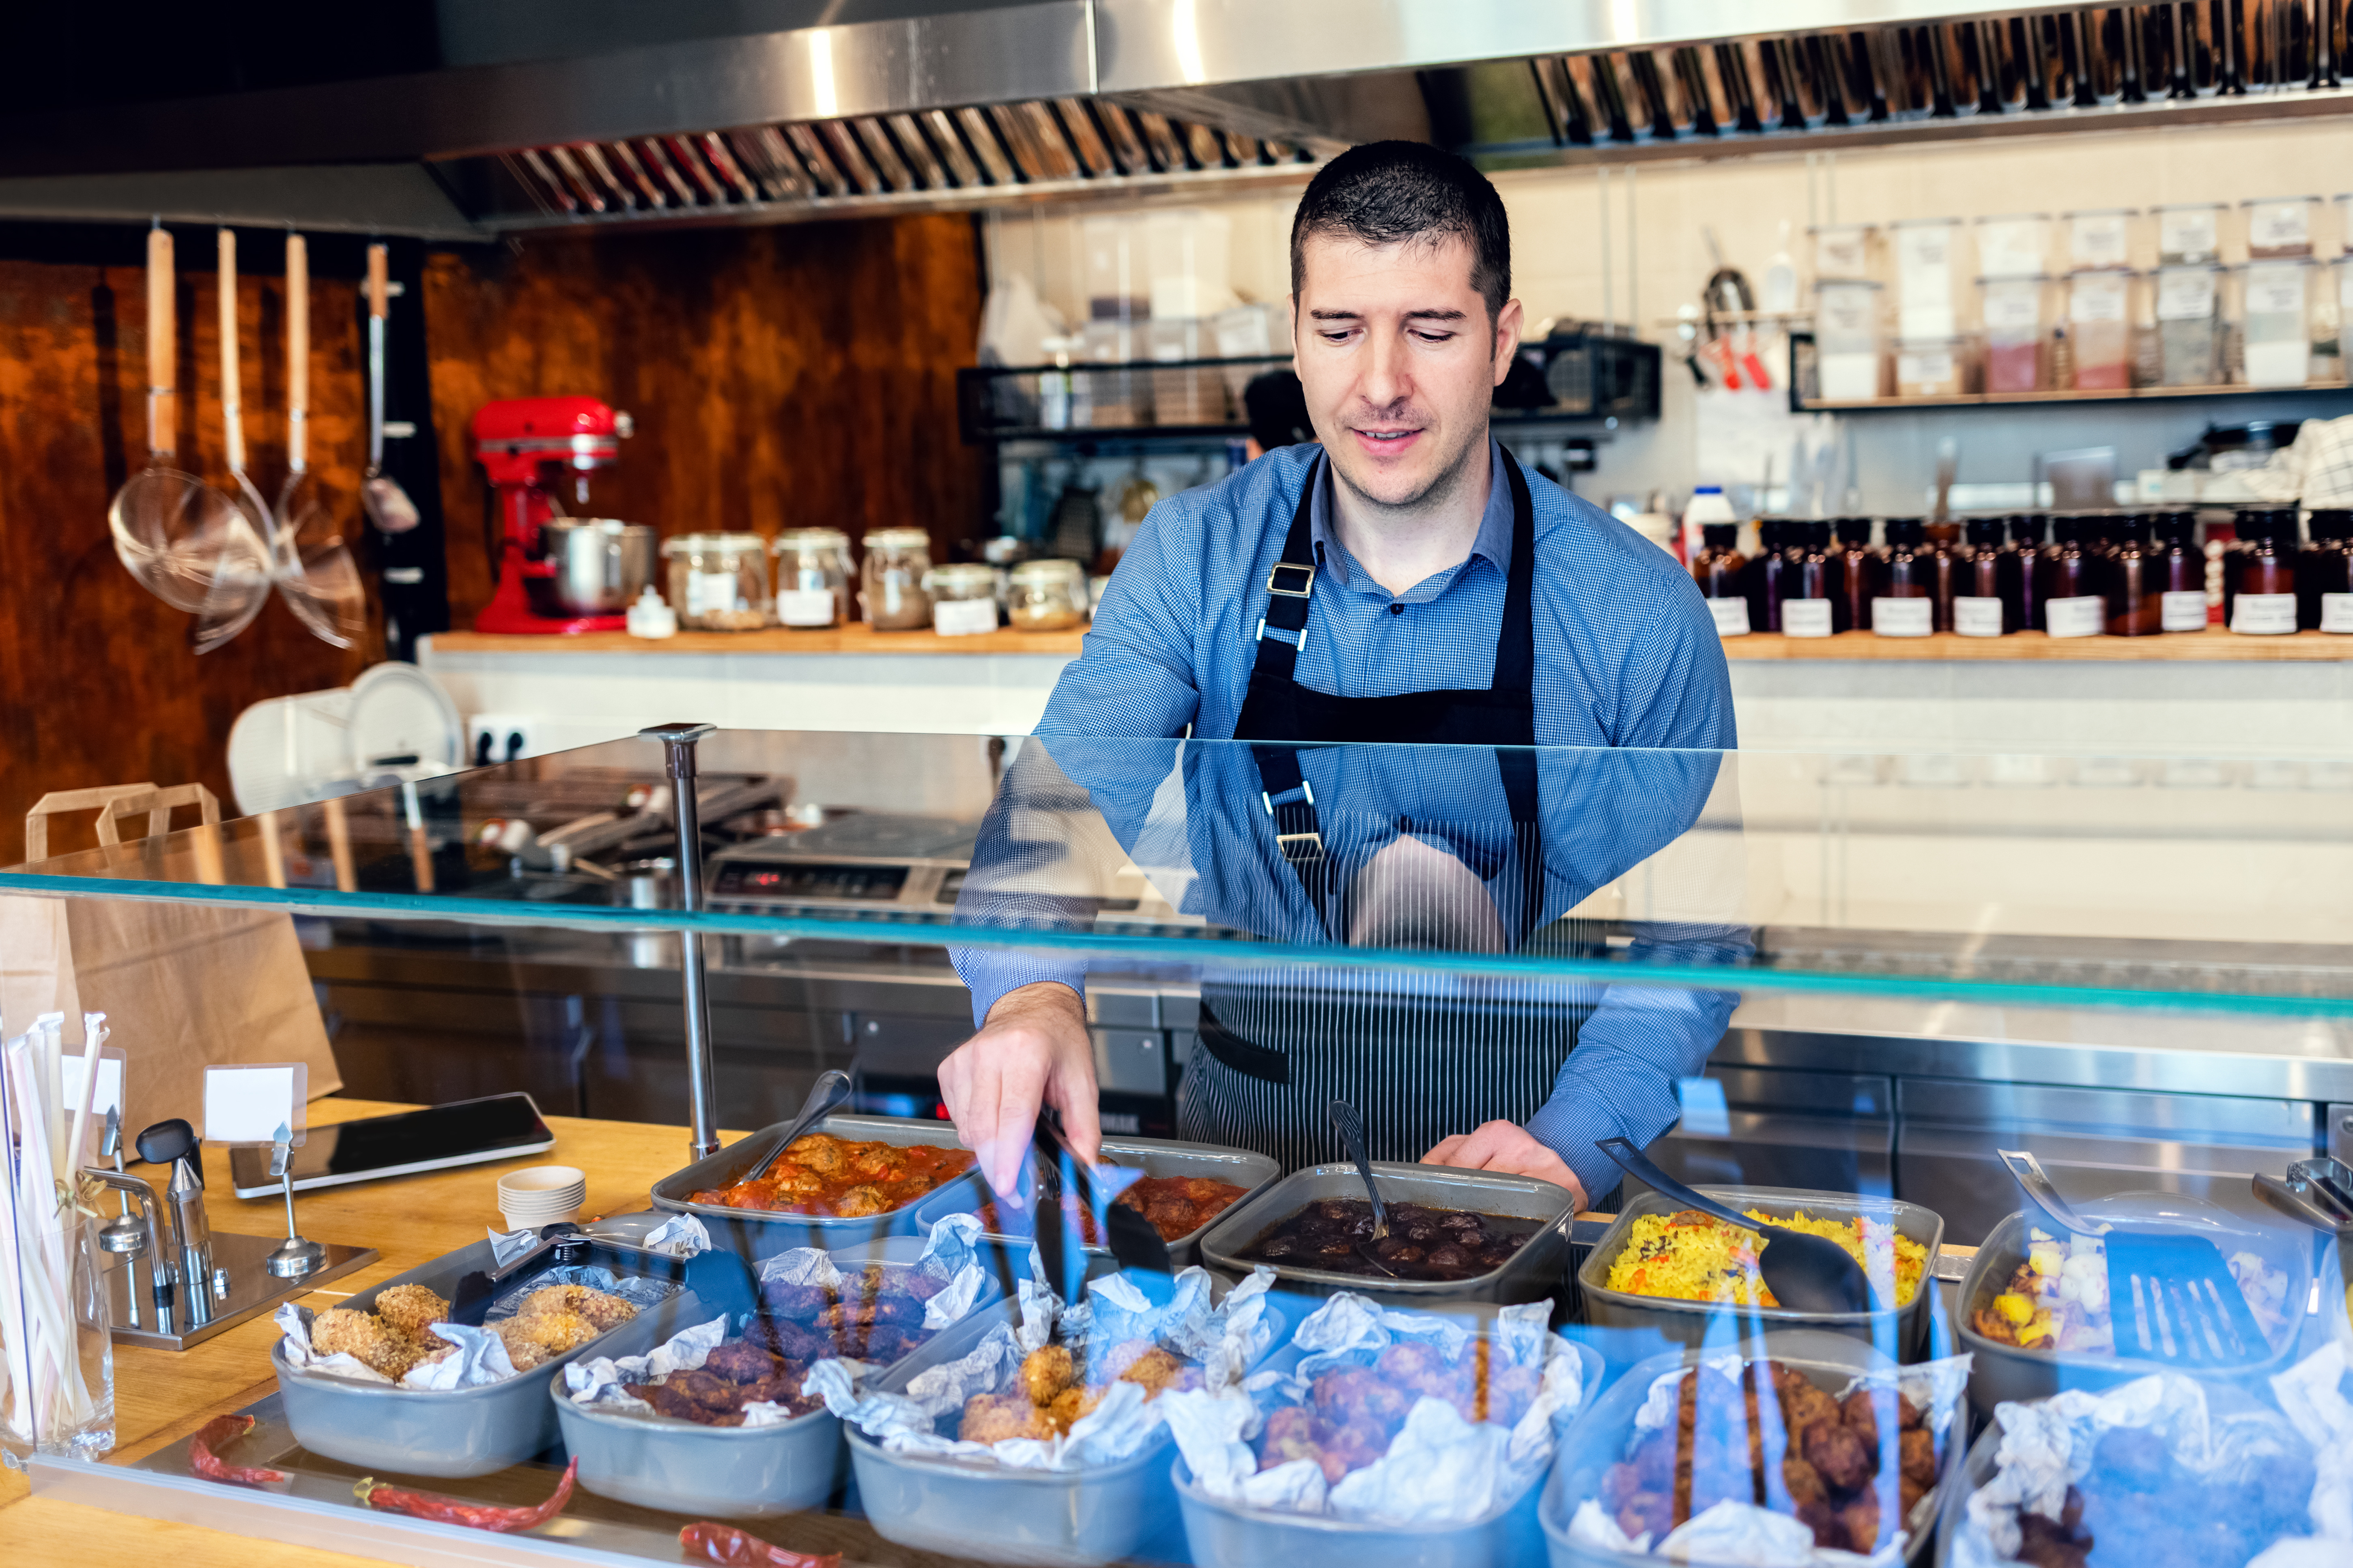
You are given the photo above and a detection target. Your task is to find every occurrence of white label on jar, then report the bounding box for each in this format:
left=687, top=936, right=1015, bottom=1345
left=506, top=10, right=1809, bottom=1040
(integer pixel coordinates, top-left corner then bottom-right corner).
left=1953, top=597, right=2005, bottom=637
left=2071, top=213, right=2130, bottom=268
left=1977, top=219, right=2045, bottom=278
left=2046, top=595, right=2106, bottom=638
left=2157, top=268, right=2215, bottom=321
left=2231, top=592, right=2298, bottom=634
left=2249, top=200, right=2311, bottom=251
left=2320, top=593, right=2353, bottom=633
left=1872, top=597, right=1933, bottom=637
left=2159, top=207, right=2218, bottom=262
left=1708, top=598, right=1752, bottom=637
left=2244, top=340, right=2310, bottom=388
left=932, top=597, right=999, bottom=637
left=776, top=587, right=837, bottom=627
left=1817, top=229, right=1868, bottom=276
left=1819, top=352, right=1881, bottom=401
left=1897, top=348, right=1955, bottom=389
left=686, top=571, right=742, bottom=616
left=1782, top=599, right=1833, bottom=638
left=1818, top=289, right=1874, bottom=337
left=1984, top=284, right=2041, bottom=331
left=2160, top=589, right=2209, bottom=632
left=2247, top=262, right=2309, bottom=316
left=2070, top=273, right=2129, bottom=323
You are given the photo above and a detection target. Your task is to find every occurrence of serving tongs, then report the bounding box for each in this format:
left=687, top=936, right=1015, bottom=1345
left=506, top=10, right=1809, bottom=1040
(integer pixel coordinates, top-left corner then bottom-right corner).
left=1327, top=1100, right=1398, bottom=1279
left=736, top=1070, right=852, bottom=1189
left=2000, top=1147, right=2267, bottom=1366
left=443, top=1220, right=747, bottom=1327
left=1597, top=1136, right=1875, bottom=1315
left=2254, top=1156, right=2353, bottom=1238
left=1030, top=1111, right=1171, bottom=1287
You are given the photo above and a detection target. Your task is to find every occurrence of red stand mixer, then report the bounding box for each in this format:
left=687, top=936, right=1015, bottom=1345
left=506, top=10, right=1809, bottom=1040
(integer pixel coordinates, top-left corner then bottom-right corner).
left=472, top=396, right=643, bottom=633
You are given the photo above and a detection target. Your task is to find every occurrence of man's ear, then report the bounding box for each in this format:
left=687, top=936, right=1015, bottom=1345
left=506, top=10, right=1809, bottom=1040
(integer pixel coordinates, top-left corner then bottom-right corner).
left=1493, top=297, right=1526, bottom=385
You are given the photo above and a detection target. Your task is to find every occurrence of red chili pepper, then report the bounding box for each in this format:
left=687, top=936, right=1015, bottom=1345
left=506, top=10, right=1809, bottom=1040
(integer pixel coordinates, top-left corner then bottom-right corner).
left=678, top=1521, right=842, bottom=1568
left=189, top=1414, right=291, bottom=1486
left=353, top=1456, right=577, bottom=1531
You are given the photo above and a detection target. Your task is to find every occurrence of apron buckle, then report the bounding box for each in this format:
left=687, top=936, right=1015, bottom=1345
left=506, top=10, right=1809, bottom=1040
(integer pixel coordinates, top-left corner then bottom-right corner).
left=1266, top=561, right=1315, bottom=598
left=1273, top=829, right=1325, bottom=863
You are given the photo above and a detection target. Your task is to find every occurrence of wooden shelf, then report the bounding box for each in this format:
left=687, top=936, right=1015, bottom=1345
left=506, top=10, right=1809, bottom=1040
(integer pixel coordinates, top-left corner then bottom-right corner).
left=1722, top=627, right=2353, bottom=660
left=426, top=624, right=1091, bottom=656
left=1803, top=381, right=2353, bottom=412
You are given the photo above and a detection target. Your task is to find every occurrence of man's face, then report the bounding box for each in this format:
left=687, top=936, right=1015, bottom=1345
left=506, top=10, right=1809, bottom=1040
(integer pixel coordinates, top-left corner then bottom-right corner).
left=1290, top=231, right=1522, bottom=513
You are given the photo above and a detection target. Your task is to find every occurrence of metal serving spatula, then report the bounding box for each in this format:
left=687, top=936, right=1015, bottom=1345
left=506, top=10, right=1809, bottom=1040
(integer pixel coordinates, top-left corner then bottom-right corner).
left=1598, top=1137, right=1874, bottom=1314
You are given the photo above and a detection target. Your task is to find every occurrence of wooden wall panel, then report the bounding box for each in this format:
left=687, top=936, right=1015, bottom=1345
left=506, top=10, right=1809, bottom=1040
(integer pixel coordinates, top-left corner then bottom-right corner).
left=0, top=253, right=380, bottom=862
left=422, top=214, right=989, bottom=627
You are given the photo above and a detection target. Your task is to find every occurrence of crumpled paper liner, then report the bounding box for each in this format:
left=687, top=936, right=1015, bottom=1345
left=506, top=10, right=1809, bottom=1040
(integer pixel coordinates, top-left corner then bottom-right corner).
left=1567, top=1350, right=1972, bottom=1567
left=1161, top=1293, right=1588, bottom=1528
left=817, top=1263, right=1278, bottom=1472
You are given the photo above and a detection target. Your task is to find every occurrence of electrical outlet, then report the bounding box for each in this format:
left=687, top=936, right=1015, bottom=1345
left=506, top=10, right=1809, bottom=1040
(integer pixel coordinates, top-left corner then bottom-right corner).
left=466, top=715, right=536, bottom=768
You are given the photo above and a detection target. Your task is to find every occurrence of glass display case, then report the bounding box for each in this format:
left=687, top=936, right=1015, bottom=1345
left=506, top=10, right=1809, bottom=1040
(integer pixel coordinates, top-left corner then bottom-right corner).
left=3, top=728, right=2349, bottom=1566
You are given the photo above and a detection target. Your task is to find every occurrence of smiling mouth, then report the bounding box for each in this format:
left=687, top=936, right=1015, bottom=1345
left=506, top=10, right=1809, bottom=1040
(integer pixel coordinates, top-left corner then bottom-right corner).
left=1356, top=429, right=1420, bottom=444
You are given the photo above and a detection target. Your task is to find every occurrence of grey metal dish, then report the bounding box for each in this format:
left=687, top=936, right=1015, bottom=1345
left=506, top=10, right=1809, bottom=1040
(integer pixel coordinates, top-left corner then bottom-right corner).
left=1173, top=1333, right=1605, bottom=1568
left=908, top=1134, right=1280, bottom=1271
left=1953, top=1191, right=2310, bottom=1416
left=555, top=1234, right=998, bottom=1518
left=650, top=1112, right=986, bottom=1252
left=1542, top=1330, right=1953, bottom=1568
left=271, top=1236, right=695, bottom=1480
left=1576, top=1184, right=1944, bottom=1358
left=1196, top=1162, right=1578, bottom=1306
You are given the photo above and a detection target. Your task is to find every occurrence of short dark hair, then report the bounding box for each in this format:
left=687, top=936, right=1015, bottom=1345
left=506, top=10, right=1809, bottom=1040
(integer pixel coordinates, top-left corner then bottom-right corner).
left=1290, top=141, right=1510, bottom=320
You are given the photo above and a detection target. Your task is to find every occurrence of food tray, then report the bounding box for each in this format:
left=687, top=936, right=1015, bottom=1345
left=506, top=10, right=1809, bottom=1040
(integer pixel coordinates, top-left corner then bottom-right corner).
left=907, top=1133, right=1280, bottom=1271
left=1196, top=1162, right=1578, bottom=1306
left=554, top=1234, right=1002, bottom=1519
left=845, top=1274, right=1284, bottom=1567
left=1542, top=1329, right=1956, bottom=1568
left=270, top=1235, right=697, bottom=1480
left=1953, top=1192, right=2310, bottom=1415
left=649, top=1112, right=987, bottom=1251
left=1172, top=1331, right=1605, bottom=1568
left=1576, top=1184, right=1944, bottom=1358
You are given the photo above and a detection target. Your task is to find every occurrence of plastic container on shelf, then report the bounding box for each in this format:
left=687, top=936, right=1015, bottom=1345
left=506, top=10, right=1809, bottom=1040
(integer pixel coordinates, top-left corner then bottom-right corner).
left=2235, top=259, right=2318, bottom=387
left=1890, top=217, right=1962, bottom=341
left=661, top=533, right=770, bottom=631
left=1147, top=316, right=1222, bottom=425
left=1978, top=274, right=2053, bottom=392
left=2063, top=206, right=2138, bottom=270
left=2241, top=194, right=2320, bottom=260
left=923, top=563, right=1001, bottom=637
left=770, top=527, right=853, bottom=629
left=2065, top=268, right=2134, bottom=389
left=858, top=529, right=935, bottom=631
left=1895, top=339, right=1968, bottom=398
left=1973, top=213, right=2051, bottom=278
left=1143, top=207, right=1235, bottom=319
left=1078, top=319, right=1146, bottom=427
left=1813, top=279, right=1884, bottom=399
left=1007, top=558, right=1089, bottom=630
left=2155, top=201, right=2224, bottom=266
left=1809, top=223, right=1876, bottom=281
left=2155, top=264, right=2222, bottom=386
left=1080, top=213, right=1147, bottom=324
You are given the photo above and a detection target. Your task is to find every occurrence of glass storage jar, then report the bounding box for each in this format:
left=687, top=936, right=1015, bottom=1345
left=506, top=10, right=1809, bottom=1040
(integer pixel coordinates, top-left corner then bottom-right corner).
left=1809, top=223, right=1875, bottom=281
left=1890, top=218, right=1961, bottom=341
left=1979, top=274, right=2052, bottom=392
left=2065, top=269, right=2134, bottom=389
left=2241, top=195, right=2319, bottom=260
left=2155, top=265, right=2221, bottom=386
left=1813, top=280, right=1883, bottom=400
left=2235, top=259, right=2317, bottom=387
left=2063, top=207, right=2137, bottom=271
left=1895, top=339, right=1968, bottom=398
left=860, top=528, right=934, bottom=630
left=661, top=533, right=770, bottom=630
left=2156, top=202, right=2224, bottom=266
left=1007, top=559, right=1089, bottom=630
left=1973, top=214, right=2051, bottom=279
left=770, top=527, right=853, bottom=629
left=923, top=563, right=1001, bottom=636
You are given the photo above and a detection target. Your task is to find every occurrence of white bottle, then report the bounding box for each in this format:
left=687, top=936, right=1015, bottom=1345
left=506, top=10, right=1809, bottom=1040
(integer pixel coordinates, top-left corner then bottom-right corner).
left=625, top=585, right=678, bottom=639
left=1683, top=485, right=1737, bottom=560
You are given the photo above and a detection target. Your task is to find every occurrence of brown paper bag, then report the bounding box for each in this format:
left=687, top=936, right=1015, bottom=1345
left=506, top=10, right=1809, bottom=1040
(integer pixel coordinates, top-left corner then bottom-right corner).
left=0, top=893, right=342, bottom=1136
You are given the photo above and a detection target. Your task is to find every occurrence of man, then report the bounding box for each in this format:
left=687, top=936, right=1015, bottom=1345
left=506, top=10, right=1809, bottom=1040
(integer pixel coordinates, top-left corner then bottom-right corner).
left=941, top=142, right=1736, bottom=1210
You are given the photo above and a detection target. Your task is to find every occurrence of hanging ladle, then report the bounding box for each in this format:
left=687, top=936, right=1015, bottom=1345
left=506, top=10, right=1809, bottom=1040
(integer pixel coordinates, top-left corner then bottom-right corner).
left=1596, top=1137, right=1876, bottom=1315
left=359, top=243, right=421, bottom=534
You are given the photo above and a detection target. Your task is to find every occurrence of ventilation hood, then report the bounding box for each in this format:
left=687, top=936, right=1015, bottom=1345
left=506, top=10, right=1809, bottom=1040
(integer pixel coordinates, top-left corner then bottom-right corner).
left=0, top=3, right=2346, bottom=238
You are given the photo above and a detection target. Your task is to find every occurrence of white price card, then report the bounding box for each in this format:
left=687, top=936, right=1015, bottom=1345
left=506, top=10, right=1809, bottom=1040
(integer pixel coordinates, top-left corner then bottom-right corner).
left=1897, top=348, right=1956, bottom=389
left=1707, top=598, right=1752, bottom=638
left=2161, top=590, right=2210, bottom=632
left=59, top=1049, right=125, bottom=1119
left=686, top=571, right=743, bottom=616
left=2231, top=593, right=2298, bottom=635
left=2069, top=213, right=2130, bottom=268
left=1872, top=598, right=1933, bottom=637
left=2321, top=593, right=2353, bottom=634
left=2046, top=595, right=2106, bottom=638
left=1782, top=599, right=1834, bottom=638
left=202, top=1063, right=308, bottom=1146
left=775, top=588, right=837, bottom=627
left=932, top=597, right=1000, bottom=637
left=1953, top=597, right=2006, bottom=637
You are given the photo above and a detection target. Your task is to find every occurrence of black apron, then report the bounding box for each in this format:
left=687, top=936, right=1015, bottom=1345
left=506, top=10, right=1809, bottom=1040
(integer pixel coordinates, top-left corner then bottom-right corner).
left=1176, top=449, right=1587, bottom=1171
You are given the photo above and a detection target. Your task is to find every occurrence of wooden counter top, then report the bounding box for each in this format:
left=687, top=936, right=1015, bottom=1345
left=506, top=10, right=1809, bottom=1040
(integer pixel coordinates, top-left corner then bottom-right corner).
left=429, top=624, right=1093, bottom=656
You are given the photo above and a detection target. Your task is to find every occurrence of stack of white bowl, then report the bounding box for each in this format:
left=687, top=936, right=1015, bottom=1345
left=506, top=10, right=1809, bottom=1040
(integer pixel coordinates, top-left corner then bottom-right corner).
left=497, top=1165, right=586, bottom=1231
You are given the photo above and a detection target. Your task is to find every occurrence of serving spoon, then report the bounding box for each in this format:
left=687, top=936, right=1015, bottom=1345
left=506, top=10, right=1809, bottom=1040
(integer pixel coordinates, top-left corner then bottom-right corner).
left=1327, top=1100, right=1398, bottom=1278
left=1596, top=1137, right=1875, bottom=1315
left=736, top=1070, right=853, bottom=1188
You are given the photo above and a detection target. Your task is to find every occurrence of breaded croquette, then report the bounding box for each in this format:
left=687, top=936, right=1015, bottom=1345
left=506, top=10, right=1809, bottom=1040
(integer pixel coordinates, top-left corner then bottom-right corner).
left=516, top=1284, right=638, bottom=1331
left=1020, top=1345, right=1077, bottom=1406
left=310, top=1305, right=452, bottom=1380
left=490, top=1308, right=601, bottom=1370
left=373, top=1283, right=452, bottom=1339
left=959, top=1390, right=1058, bottom=1443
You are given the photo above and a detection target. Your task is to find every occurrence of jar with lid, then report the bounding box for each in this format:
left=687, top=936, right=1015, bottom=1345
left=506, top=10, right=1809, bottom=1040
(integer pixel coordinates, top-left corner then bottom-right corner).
left=2226, top=509, right=2299, bottom=634
left=2104, top=515, right=2165, bottom=636
left=2001, top=513, right=2046, bottom=631
left=2037, top=517, right=2106, bottom=638
left=2155, top=265, right=2222, bottom=386
left=2155, top=202, right=2224, bottom=266
left=1890, top=218, right=1961, bottom=341
left=1974, top=214, right=2052, bottom=279
left=2065, top=269, right=2134, bottom=390
left=2297, top=509, right=2353, bottom=631
left=662, top=533, right=770, bottom=630
left=770, top=527, right=853, bottom=628
left=2152, top=511, right=2209, bottom=633
left=1895, top=339, right=1968, bottom=398
left=2240, top=195, right=2319, bottom=260
left=1873, top=518, right=1936, bottom=636
left=2233, top=259, right=2318, bottom=387
left=1831, top=517, right=1877, bottom=632
left=1007, top=558, right=1089, bottom=630
left=1781, top=522, right=1836, bottom=638
left=924, top=562, right=1001, bottom=637
left=1952, top=518, right=2011, bottom=636
left=1813, top=281, right=1883, bottom=400
left=1979, top=275, right=2053, bottom=392
left=1691, top=523, right=1750, bottom=637
left=860, top=528, right=935, bottom=630
left=2062, top=208, right=2137, bottom=271
left=1810, top=223, right=1876, bottom=282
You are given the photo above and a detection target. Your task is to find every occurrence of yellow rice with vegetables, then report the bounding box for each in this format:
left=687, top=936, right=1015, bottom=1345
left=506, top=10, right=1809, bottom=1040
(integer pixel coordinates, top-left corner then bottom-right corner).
left=1603, top=1208, right=1927, bottom=1309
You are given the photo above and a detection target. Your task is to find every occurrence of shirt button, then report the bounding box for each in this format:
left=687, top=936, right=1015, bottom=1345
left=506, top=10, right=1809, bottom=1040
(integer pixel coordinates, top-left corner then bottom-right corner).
left=1388, top=603, right=1402, bottom=616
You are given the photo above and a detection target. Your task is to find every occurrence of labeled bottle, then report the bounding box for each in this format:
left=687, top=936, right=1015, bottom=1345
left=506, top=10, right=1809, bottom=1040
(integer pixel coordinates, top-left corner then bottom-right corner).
left=2227, top=508, right=2300, bottom=634
left=2152, top=511, right=2209, bottom=633
left=1692, top=522, right=1751, bottom=636
left=2038, top=516, right=2106, bottom=638
left=2297, top=509, right=2353, bottom=631
left=1781, top=521, right=1837, bottom=638
left=1874, top=518, right=1937, bottom=636
left=1832, top=516, right=1877, bottom=632
left=1925, top=520, right=1963, bottom=631
left=1746, top=519, right=1790, bottom=633
left=2104, top=514, right=2164, bottom=636
left=2002, top=513, right=2047, bottom=631
left=1952, top=517, right=2011, bottom=636
left=1684, top=484, right=1738, bottom=561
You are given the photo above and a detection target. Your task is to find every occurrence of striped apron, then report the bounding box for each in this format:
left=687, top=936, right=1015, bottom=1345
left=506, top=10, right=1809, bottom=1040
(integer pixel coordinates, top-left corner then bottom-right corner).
left=1176, top=450, right=1589, bottom=1171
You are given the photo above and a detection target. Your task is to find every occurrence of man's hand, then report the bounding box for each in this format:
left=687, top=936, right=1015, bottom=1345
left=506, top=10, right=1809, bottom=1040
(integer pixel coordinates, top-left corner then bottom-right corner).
left=937, top=982, right=1097, bottom=1203
left=1424, top=1121, right=1588, bottom=1211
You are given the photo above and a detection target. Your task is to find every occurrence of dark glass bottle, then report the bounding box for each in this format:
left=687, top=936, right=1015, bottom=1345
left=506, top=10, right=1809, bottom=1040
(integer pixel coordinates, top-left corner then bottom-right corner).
left=2104, top=513, right=2163, bottom=636
left=1878, top=517, right=1937, bottom=633
left=2152, top=511, right=2208, bottom=633
left=1781, top=520, right=1837, bottom=637
left=1746, top=519, right=1789, bottom=633
left=2296, top=509, right=2353, bottom=630
left=1924, top=520, right=1962, bottom=632
left=1692, top=522, right=1750, bottom=634
left=2002, top=513, right=2047, bottom=631
left=2227, top=508, right=2300, bottom=635
left=1832, top=516, right=1877, bottom=632
left=2037, top=516, right=2102, bottom=636
left=1953, top=516, right=2010, bottom=635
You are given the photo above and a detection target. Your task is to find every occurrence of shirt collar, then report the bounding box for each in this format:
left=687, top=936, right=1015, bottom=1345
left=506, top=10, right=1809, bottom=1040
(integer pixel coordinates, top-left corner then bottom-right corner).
left=1307, top=438, right=1513, bottom=593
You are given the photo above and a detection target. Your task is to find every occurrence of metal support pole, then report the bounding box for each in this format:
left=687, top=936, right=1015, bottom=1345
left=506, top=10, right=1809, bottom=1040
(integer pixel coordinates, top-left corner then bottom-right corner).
left=642, top=722, right=721, bottom=1160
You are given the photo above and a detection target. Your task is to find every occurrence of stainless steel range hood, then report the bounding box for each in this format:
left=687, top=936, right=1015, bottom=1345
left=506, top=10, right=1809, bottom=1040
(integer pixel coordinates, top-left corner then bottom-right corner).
left=0, top=2, right=2346, bottom=238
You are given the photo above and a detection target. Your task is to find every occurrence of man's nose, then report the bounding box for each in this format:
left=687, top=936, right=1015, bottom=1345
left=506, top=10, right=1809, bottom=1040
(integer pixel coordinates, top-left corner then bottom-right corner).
left=1359, top=331, right=1410, bottom=414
